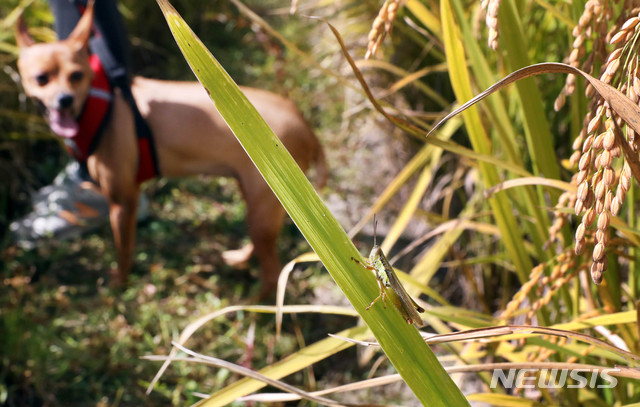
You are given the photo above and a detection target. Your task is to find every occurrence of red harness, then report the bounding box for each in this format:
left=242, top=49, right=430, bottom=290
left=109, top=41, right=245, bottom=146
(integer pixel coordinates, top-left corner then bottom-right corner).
left=64, top=54, right=158, bottom=184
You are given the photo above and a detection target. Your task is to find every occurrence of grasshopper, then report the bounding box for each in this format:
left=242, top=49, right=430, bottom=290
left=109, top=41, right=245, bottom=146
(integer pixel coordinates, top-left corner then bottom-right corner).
left=352, top=217, right=425, bottom=327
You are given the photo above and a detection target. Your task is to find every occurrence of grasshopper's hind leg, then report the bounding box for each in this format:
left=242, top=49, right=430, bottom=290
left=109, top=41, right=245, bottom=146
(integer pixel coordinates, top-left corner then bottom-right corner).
left=366, top=279, right=387, bottom=310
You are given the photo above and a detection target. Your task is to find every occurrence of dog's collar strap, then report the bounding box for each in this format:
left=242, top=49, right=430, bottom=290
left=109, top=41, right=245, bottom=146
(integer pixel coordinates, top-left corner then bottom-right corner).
left=65, top=54, right=112, bottom=162
left=65, top=54, right=159, bottom=184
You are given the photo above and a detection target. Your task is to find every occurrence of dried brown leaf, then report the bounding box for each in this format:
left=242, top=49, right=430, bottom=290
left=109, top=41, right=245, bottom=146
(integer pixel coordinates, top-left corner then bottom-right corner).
left=427, top=62, right=640, bottom=183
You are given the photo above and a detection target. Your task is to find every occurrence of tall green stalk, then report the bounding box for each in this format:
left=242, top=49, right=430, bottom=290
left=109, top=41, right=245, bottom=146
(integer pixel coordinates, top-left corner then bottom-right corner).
left=441, top=0, right=532, bottom=283
left=156, top=0, right=470, bottom=405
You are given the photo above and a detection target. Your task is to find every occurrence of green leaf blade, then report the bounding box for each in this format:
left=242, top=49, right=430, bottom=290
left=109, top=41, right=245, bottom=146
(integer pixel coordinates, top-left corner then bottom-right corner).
left=156, top=1, right=469, bottom=405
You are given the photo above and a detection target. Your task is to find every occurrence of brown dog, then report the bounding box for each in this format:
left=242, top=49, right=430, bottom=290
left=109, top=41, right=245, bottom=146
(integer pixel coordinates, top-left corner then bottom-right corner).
left=16, top=3, right=326, bottom=296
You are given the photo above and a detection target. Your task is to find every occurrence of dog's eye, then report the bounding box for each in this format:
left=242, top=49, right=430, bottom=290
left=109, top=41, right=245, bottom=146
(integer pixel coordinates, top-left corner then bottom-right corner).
left=35, top=73, right=49, bottom=86
left=69, top=71, right=84, bottom=83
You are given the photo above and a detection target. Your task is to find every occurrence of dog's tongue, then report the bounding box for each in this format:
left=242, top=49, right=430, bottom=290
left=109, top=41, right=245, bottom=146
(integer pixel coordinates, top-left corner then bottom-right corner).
left=49, top=109, right=79, bottom=138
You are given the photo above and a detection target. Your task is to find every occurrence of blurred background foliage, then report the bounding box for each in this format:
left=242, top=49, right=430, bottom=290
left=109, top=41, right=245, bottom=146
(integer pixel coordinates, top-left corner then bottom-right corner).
left=1, top=0, right=639, bottom=405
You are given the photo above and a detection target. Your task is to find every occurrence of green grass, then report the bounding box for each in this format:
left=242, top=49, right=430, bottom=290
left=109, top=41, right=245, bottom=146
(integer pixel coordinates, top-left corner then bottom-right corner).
left=1, top=176, right=361, bottom=406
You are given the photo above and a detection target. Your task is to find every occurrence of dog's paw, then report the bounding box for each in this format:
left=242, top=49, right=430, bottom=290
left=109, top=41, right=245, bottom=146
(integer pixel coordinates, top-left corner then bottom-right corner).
left=222, top=243, right=254, bottom=268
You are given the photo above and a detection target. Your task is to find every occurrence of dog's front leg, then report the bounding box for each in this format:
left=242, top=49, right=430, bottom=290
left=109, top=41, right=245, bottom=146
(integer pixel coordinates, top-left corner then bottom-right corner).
left=108, top=192, right=139, bottom=287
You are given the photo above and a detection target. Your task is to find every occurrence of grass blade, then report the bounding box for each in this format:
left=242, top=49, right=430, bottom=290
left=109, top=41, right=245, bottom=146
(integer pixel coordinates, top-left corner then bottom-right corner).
left=156, top=1, right=469, bottom=405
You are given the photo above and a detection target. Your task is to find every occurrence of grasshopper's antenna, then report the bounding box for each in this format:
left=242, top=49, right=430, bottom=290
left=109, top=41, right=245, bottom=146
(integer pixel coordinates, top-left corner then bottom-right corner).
left=373, top=214, right=377, bottom=246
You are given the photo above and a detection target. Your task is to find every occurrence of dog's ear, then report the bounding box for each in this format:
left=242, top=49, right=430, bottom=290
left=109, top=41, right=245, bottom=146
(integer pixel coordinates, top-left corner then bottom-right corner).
left=65, top=0, right=95, bottom=51
left=15, top=14, right=35, bottom=48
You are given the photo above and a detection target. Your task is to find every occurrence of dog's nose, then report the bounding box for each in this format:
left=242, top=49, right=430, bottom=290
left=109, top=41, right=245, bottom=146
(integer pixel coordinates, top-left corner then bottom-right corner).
left=57, top=94, right=74, bottom=109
